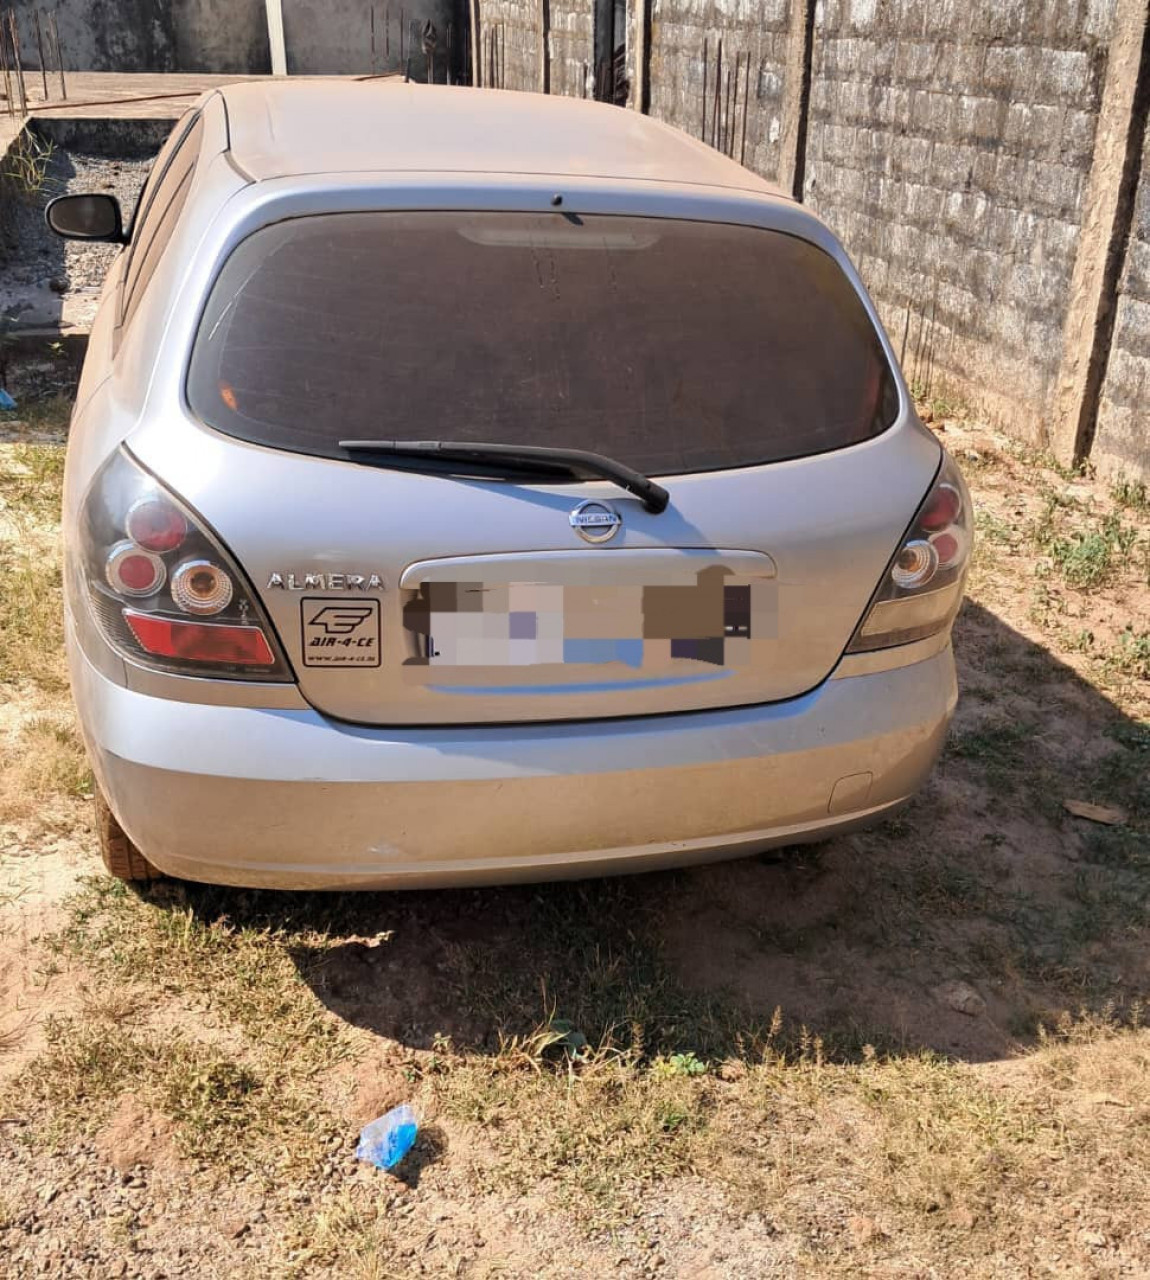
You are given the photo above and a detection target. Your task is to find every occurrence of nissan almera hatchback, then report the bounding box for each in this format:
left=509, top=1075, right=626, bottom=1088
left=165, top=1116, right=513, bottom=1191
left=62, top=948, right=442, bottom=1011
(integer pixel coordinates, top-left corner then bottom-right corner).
left=48, top=82, right=969, bottom=889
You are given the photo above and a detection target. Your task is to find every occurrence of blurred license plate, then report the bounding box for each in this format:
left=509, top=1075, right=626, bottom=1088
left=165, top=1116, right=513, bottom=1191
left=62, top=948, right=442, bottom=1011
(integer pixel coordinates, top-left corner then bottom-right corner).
left=403, top=578, right=756, bottom=668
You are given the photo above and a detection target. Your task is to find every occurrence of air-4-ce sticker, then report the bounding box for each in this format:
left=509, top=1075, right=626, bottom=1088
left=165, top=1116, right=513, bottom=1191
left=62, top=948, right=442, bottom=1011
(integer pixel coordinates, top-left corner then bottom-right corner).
left=301, top=598, right=381, bottom=667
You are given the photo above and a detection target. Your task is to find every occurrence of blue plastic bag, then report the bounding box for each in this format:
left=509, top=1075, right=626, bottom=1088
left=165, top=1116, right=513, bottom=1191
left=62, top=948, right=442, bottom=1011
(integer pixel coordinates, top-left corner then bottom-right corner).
left=0, top=389, right=16, bottom=411
left=356, top=1103, right=418, bottom=1170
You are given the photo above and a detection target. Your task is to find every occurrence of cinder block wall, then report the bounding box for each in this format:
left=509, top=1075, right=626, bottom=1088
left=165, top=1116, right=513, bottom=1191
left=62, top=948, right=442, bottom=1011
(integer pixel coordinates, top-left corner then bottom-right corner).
left=9, top=0, right=271, bottom=74
left=473, top=0, right=543, bottom=87
left=646, top=0, right=792, bottom=180
left=803, top=0, right=1114, bottom=449
left=550, top=0, right=595, bottom=97
left=1095, top=116, right=1150, bottom=477
left=16, top=0, right=1147, bottom=477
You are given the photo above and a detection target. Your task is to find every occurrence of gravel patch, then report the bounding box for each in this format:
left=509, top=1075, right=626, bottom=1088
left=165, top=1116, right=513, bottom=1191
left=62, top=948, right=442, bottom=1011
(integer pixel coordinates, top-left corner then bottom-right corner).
left=0, top=144, right=154, bottom=330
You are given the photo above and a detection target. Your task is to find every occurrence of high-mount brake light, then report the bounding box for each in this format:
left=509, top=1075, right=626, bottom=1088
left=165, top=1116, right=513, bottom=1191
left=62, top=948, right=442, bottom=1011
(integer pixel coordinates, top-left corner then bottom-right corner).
left=78, top=449, right=291, bottom=680
left=847, top=450, right=972, bottom=653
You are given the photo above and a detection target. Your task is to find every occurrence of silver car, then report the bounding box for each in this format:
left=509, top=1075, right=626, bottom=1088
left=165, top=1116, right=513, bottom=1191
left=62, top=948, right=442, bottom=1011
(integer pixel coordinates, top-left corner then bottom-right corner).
left=48, top=82, right=969, bottom=890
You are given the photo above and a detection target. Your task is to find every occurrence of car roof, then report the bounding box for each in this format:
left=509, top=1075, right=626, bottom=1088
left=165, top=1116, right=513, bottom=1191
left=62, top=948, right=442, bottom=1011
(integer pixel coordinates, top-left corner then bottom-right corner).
left=217, top=81, right=788, bottom=198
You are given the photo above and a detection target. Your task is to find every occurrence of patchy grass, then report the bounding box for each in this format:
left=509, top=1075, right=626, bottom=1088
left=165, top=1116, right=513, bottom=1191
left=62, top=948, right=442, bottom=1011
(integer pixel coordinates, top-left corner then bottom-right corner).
left=0, top=392, right=72, bottom=442
left=2, top=393, right=1150, bottom=1273
left=6, top=876, right=354, bottom=1182
left=0, top=441, right=68, bottom=696
left=0, top=714, right=91, bottom=824
left=1103, top=627, right=1150, bottom=681
left=1032, top=501, right=1142, bottom=589
left=1111, top=474, right=1150, bottom=513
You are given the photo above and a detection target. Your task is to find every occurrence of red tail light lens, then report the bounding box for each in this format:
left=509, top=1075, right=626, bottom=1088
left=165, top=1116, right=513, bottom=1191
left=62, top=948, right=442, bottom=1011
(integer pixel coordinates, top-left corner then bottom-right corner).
left=125, top=497, right=188, bottom=552
left=124, top=611, right=276, bottom=666
left=847, top=450, right=972, bottom=653
left=918, top=482, right=962, bottom=532
left=78, top=449, right=291, bottom=680
left=106, top=541, right=166, bottom=596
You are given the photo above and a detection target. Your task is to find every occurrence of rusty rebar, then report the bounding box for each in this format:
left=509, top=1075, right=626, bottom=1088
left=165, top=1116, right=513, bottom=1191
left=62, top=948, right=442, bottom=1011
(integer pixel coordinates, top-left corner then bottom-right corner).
left=50, top=7, right=64, bottom=98
left=9, top=11, right=27, bottom=116
left=728, top=55, right=738, bottom=157
left=728, top=56, right=735, bottom=156
left=0, top=20, right=12, bottom=119
left=740, top=50, right=750, bottom=164
left=33, top=8, right=46, bottom=100
left=711, top=38, right=721, bottom=149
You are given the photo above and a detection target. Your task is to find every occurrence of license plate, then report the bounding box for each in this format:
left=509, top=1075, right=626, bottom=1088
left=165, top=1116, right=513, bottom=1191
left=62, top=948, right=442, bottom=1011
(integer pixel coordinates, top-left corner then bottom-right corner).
left=402, top=575, right=761, bottom=668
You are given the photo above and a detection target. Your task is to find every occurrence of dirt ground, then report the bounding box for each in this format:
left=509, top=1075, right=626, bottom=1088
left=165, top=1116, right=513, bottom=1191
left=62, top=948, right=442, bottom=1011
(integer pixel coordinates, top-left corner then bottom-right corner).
left=0, top=379, right=1147, bottom=1278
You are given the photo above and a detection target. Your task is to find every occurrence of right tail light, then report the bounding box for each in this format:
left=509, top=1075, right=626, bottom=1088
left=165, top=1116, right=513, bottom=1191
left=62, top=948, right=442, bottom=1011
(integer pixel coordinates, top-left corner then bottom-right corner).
left=847, top=450, right=972, bottom=653
left=77, top=448, right=292, bottom=680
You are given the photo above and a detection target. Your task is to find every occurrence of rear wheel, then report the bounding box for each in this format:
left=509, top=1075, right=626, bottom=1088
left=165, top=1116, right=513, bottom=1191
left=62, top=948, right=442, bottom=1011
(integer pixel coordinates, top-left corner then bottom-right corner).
left=95, top=787, right=161, bottom=882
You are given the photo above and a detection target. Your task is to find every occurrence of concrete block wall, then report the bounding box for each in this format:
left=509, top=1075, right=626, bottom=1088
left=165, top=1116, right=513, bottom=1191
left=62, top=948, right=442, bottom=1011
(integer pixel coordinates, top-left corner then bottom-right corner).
left=12, top=0, right=1149, bottom=475
left=548, top=0, right=595, bottom=97
left=461, top=0, right=1147, bottom=475
left=478, top=0, right=545, bottom=89
left=1095, top=116, right=1150, bottom=478
left=803, top=0, right=1115, bottom=447
left=647, top=0, right=792, bottom=181
left=11, top=0, right=271, bottom=74
left=280, top=0, right=454, bottom=79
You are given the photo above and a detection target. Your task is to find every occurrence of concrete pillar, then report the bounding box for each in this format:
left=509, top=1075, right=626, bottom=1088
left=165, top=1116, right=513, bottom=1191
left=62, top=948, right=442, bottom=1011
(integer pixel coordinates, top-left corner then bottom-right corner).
left=632, top=0, right=647, bottom=110
left=1051, top=0, right=1150, bottom=467
left=778, top=0, right=815, bottom=197
left=265, top=0, right=287, bottom=75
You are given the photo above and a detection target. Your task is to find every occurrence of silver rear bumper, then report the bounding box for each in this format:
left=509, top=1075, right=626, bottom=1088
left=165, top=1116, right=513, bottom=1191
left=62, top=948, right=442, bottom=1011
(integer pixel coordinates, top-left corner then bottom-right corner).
left=70, top=631, right=956, bottom=889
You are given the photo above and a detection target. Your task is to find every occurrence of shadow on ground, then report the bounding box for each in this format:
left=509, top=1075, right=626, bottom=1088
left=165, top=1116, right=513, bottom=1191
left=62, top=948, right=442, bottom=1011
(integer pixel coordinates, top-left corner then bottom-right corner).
left=168, top=600, right=1147, bottom=1066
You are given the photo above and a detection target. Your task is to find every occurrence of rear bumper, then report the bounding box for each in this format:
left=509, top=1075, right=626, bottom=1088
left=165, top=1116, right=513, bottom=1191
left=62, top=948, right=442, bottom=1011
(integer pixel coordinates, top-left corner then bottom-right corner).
left=70, top=631, right=956, bottom=889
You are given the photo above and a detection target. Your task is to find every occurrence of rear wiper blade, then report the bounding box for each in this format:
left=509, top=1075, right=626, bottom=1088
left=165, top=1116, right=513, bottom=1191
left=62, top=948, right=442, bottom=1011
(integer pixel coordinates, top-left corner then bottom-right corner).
left=338, top=439, right=670, bottom=514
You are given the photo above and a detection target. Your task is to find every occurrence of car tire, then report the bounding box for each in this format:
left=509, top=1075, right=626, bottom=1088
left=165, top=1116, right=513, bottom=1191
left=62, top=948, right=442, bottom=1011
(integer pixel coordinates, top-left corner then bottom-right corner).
left=95, top=787, right=161, bottom=882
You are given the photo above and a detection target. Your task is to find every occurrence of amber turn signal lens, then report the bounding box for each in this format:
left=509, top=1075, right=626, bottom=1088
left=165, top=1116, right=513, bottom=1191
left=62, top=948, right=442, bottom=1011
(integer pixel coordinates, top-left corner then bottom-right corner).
left=170, top=559, right=234, bottom=615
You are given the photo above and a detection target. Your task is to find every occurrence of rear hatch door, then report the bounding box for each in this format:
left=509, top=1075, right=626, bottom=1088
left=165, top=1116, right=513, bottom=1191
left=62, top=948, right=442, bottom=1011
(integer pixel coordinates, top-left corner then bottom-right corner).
left=145, top=207, right=939, bottom=725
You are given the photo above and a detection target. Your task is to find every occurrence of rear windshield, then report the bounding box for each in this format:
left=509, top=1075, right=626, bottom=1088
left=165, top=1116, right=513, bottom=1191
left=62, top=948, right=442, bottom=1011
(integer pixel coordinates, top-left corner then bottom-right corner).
left=187, top=212, right=899, bottom=474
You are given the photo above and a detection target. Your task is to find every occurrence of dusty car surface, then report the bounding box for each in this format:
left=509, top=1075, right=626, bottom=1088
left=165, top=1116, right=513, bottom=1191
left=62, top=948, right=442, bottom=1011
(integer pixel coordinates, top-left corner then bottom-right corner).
left=48, top=82, right=970, bottom=889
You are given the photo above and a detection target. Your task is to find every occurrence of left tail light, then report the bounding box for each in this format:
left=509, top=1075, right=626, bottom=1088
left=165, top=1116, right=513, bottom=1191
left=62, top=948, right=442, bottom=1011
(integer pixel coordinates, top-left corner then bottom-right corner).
left=78, top=448, right=292, bottom=680
left=847, top=449, right=972, bottom=653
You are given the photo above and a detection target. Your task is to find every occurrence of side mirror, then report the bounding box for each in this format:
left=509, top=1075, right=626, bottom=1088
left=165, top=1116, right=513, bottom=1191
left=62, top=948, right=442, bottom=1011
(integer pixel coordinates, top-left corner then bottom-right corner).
left=45, top=193, right=126, bottom=243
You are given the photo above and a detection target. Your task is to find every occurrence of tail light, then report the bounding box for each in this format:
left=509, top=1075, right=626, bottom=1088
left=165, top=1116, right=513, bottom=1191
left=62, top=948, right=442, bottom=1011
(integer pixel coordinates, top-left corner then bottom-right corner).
left=847, top=450, right=972, bottom=653
left=78, top=448, right=292, bottom=680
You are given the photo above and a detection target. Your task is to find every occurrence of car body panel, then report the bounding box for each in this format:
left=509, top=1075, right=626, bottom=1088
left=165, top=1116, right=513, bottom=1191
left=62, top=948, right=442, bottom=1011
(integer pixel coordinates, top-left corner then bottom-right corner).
left=69, top=603, right=956, bottom=889
left=221, top=82, right=790, bottom=194
left=113, top=170, right=937, bottom=725
left=128, top=408, right=938, bottom=723
left=59, top=83, right=963, bottom=886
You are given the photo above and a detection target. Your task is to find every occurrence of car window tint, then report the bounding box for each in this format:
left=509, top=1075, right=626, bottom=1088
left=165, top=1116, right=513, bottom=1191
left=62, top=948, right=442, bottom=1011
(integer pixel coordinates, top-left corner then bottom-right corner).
left=124, top=108, right=198, bottom=248
left=187, top=212, right=900, bottom=475
left=121, top=115, right=204, bottom=330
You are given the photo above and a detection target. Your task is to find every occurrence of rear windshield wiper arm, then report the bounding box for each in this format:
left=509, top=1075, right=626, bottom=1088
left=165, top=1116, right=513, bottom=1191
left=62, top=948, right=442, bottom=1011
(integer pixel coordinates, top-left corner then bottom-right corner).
left=338, top=439, right=670, bottom=514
